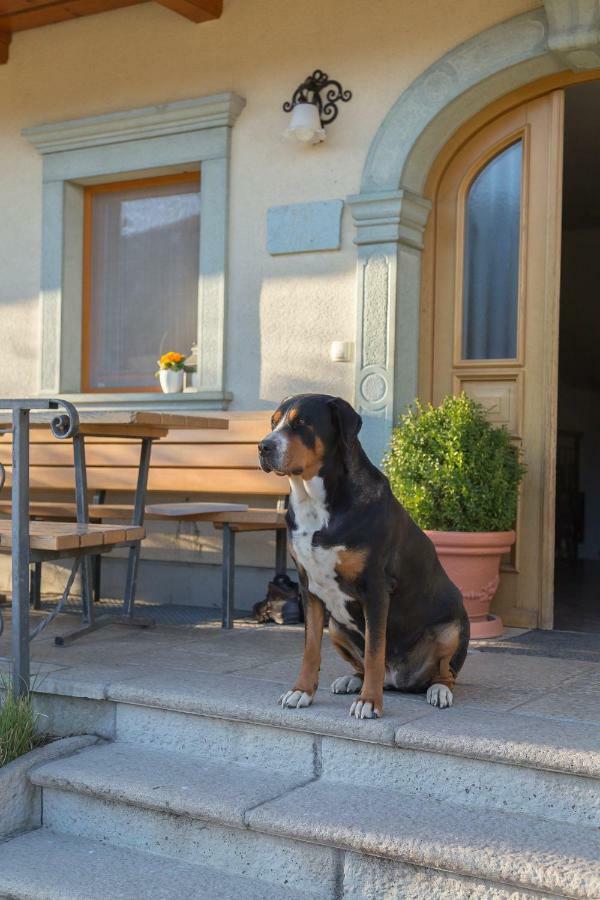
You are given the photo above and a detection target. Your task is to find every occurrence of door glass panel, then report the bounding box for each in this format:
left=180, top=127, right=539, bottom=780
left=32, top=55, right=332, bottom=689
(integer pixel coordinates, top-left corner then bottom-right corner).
left=462, top=140, right=522, bottom=360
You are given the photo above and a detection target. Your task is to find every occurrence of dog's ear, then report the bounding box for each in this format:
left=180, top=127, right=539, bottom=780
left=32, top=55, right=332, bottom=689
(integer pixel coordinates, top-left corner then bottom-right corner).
left=329, top=397, right=362, bottom=449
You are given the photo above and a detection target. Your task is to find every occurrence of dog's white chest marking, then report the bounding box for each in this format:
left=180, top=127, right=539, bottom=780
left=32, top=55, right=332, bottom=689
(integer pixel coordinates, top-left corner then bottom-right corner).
left=289, top=476, right=359, bottom=633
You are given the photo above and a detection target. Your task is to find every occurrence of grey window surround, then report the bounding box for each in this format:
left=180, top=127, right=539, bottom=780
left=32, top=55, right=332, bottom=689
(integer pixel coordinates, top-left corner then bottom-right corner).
left=23, top=92, right=245, bottom=409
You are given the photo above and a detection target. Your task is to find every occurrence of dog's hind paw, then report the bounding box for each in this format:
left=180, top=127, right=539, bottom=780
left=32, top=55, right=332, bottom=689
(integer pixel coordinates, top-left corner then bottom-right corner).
left=331, top=674, right=363, bottom=694
left=280, top=689, right=314, bottom=709
left=426, top=684, right=453, bottom=708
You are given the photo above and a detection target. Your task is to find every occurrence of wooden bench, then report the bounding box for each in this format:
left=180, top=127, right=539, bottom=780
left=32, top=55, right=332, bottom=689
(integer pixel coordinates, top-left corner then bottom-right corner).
left=0, top=413, right=289, bottom=627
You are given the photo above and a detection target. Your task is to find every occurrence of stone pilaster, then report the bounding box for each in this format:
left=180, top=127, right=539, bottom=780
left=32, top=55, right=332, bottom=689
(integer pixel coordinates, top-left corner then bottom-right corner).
left=544, top=0, right=600, bottom=69
left=347, top=190, right=431, bottom=464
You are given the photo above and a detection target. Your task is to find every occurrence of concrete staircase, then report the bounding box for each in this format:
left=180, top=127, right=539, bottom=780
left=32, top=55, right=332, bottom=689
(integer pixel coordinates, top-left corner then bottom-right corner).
left=0, top=672, right=599, bottom=899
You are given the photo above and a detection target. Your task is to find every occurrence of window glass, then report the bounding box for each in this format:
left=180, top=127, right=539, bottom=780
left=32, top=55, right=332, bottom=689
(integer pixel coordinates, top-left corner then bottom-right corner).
left=462, top=141, right=522, bottom=360
left=85, top=175, right=200, bottom=390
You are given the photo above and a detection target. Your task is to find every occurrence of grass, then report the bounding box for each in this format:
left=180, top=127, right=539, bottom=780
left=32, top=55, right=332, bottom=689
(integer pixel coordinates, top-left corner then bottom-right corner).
left=0, top=677, right=41, bottom=767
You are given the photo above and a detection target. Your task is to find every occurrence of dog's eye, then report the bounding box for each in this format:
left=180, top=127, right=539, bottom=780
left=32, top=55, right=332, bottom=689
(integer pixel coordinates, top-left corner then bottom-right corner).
left=293, top=418, right=305, bottom=429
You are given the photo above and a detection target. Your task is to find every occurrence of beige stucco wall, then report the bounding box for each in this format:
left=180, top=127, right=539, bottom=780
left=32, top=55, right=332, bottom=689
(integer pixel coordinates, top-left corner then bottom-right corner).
left=0, top=0, right=539, bottom=409
left=0, top=0, right=544, bottom=603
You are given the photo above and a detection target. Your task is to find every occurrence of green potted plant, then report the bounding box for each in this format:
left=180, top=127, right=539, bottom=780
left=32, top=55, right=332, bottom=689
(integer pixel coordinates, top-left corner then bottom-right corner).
left=383, top=394, right=526, bottom=638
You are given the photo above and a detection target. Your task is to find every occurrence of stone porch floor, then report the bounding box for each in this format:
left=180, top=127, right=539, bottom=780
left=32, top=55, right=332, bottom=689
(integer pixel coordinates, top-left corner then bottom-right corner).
left=1, top=610, right=599, bottom=738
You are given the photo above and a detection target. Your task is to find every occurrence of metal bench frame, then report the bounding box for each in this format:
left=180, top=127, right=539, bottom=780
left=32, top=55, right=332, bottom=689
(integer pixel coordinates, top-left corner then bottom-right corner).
left=1, top=399, right=153, bottom=696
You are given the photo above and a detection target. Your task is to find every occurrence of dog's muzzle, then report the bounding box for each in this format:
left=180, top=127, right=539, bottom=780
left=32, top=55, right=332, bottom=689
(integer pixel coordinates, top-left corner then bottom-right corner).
left=258, top=439, right=275, bottom=473
left=258, top=435, right=289, bottom=475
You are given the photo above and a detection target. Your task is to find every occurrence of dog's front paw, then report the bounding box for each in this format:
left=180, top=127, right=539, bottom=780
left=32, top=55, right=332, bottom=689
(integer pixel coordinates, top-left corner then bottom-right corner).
left=349, top=695, right=383, bottom=719
left=426, top=683, right=453, bottom=708
left=280, top=688, right=314, bottom=709
left=331, top=674, right=363, bottom=694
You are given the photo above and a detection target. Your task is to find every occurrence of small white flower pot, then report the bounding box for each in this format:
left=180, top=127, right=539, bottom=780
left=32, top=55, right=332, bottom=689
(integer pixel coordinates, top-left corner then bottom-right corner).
left=159, top=369, right=184, bottom=394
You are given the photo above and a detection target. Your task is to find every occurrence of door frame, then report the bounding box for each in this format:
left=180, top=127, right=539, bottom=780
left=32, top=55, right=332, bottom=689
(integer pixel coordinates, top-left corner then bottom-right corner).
left=420, top=70, right=599, bottom=629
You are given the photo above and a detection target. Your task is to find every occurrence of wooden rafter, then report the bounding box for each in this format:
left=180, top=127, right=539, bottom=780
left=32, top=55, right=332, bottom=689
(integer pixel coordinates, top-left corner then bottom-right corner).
left=0, top=29, right=10, bottom=63
left=0, top=0, right=222, bottom=61
left=155, top=0, right=222, bottom=24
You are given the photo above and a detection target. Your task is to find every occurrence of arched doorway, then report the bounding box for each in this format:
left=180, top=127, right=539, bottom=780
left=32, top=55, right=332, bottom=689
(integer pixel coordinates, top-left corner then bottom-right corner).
left=420, top=73, right=600, bottom=631
left=350, top=5, right=600, bottom=630
left=350, top=5, right=600, bottom=460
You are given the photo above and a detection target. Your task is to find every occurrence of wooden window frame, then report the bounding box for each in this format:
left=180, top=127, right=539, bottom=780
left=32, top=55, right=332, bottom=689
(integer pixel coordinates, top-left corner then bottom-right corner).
left=81, top=171, right=201, bottom=394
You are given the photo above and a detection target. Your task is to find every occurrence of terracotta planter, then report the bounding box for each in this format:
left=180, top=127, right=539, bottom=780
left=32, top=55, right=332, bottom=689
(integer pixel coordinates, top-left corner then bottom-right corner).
left=425, top=530, right=515, bottom=639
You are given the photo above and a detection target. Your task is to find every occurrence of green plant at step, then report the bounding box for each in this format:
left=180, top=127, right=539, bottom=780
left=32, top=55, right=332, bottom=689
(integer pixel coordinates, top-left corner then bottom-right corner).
left=383, top=393, right=526, bottom=532
left=0, top=677, right=41, bottom=767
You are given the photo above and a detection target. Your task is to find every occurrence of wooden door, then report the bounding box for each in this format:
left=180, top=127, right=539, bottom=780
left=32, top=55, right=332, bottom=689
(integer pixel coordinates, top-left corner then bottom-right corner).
left=427, top=91, right=564, bottom=628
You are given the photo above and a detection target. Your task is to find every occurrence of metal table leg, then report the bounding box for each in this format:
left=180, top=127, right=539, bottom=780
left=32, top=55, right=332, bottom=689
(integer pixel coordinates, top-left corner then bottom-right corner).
left=73, top=433, right=95, bottom=628
left=11, top=407, right=30, bottom=698
left=275, top=528, right=288, bottom=578
left=29, top=562, right=42, bottom=610
left=222, top=523, right=236, bottom=629
left=92, top=489, right=106, bottom=603
left=123, top=437, right=153, bottom=619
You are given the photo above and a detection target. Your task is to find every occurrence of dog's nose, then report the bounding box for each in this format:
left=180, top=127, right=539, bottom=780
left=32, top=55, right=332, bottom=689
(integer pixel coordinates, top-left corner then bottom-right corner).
left=258, top=440, right=274, bottom=455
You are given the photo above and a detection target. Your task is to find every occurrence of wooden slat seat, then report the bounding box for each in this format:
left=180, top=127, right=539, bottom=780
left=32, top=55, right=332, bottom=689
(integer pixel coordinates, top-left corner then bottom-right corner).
left=0, top=500, right=134, bottom=521
left=0, top=520, right=144, bottom=551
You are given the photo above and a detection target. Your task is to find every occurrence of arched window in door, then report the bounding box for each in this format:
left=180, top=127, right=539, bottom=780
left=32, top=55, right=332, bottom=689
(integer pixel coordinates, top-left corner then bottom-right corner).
left=462, top=140, right=522, bottom=360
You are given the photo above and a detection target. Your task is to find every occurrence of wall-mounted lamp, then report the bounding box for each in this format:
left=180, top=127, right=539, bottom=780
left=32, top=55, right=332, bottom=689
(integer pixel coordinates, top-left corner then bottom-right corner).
left=330, top=341, right=353, bottom=363
left=283, top=70, right=352, bottom=144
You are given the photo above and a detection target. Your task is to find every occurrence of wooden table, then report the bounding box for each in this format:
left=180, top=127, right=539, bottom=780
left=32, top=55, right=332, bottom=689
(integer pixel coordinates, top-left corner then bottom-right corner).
left=0, top=401, right=228, bottom=693
left=0, top=409, right=228, bottom=438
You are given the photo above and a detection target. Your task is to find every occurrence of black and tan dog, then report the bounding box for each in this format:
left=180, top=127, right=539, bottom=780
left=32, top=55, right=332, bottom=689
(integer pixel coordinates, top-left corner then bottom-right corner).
left=258, top=393, right=469, bottom=719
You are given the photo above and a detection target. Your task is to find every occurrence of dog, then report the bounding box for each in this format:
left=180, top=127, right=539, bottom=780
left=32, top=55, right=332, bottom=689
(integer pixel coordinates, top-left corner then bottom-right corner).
left=258, top=393, right=469, bottom=719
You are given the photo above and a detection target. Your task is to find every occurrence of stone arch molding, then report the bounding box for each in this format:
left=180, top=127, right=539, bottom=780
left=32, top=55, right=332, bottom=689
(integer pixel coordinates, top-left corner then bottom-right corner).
left=349, top=0, right=600, bottom=462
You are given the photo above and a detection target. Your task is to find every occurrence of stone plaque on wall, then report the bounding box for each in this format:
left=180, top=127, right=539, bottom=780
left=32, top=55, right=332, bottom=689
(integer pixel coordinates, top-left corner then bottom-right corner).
left=267, top=200, right=343, bottom=254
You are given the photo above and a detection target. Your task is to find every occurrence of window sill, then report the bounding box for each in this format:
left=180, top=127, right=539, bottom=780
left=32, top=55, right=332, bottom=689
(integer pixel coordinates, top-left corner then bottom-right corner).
left=37, top=390, right=232, bottom=410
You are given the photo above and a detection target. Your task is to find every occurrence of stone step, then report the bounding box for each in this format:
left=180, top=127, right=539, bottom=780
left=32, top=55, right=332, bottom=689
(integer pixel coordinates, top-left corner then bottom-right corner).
left=31, top=742, right=600, bottom=898
left=247, top=777, right=600, bottom=900
left=38, top=660, right=600, bottom=780
left=31, top=741, right=313, bottom=830
left=110, top=697, right=600, bottom=827
left=104, top=669, right=600, bottom=779
left=0, top=829, right=314, bottom=900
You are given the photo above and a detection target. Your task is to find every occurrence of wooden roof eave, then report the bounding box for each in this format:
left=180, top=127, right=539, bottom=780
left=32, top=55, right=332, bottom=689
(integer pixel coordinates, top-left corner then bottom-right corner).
left=0, top=0, right=222, bottom=63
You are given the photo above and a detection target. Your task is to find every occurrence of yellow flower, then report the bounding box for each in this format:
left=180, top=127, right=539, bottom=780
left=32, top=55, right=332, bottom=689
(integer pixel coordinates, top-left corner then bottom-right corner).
left=157, top=350, right=186, bottom=372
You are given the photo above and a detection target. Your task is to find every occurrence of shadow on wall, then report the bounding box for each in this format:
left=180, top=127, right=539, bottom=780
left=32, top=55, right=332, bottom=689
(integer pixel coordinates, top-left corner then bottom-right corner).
left=0, top=291, right=41, bottom=398
left=252, top=249, right=357, bottom=410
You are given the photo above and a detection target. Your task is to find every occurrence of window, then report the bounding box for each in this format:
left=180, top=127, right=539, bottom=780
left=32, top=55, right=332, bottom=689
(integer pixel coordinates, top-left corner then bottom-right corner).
left=82, top=173, right=201, bottom=392
left=462, top=140, right=522, bottom=360
left=26, top=92, right=243, bottom=402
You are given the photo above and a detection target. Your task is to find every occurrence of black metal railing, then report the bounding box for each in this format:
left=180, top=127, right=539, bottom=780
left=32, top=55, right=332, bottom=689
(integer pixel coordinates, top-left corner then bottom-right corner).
left=1, top=399, right=79, bottom=698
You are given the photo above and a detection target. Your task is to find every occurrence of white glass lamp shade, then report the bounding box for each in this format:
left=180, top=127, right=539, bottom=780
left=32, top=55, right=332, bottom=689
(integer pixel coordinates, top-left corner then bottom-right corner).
left=284, top=102, right=326, bottom=144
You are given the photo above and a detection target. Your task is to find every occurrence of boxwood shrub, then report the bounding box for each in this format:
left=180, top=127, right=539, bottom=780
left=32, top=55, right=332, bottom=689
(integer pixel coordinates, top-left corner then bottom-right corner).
left=383, top=394, right=526, bottom=532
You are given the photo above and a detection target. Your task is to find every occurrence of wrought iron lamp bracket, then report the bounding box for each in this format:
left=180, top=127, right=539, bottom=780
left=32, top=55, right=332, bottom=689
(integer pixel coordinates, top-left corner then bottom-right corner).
left=283, top=69, right=352, bottom=127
